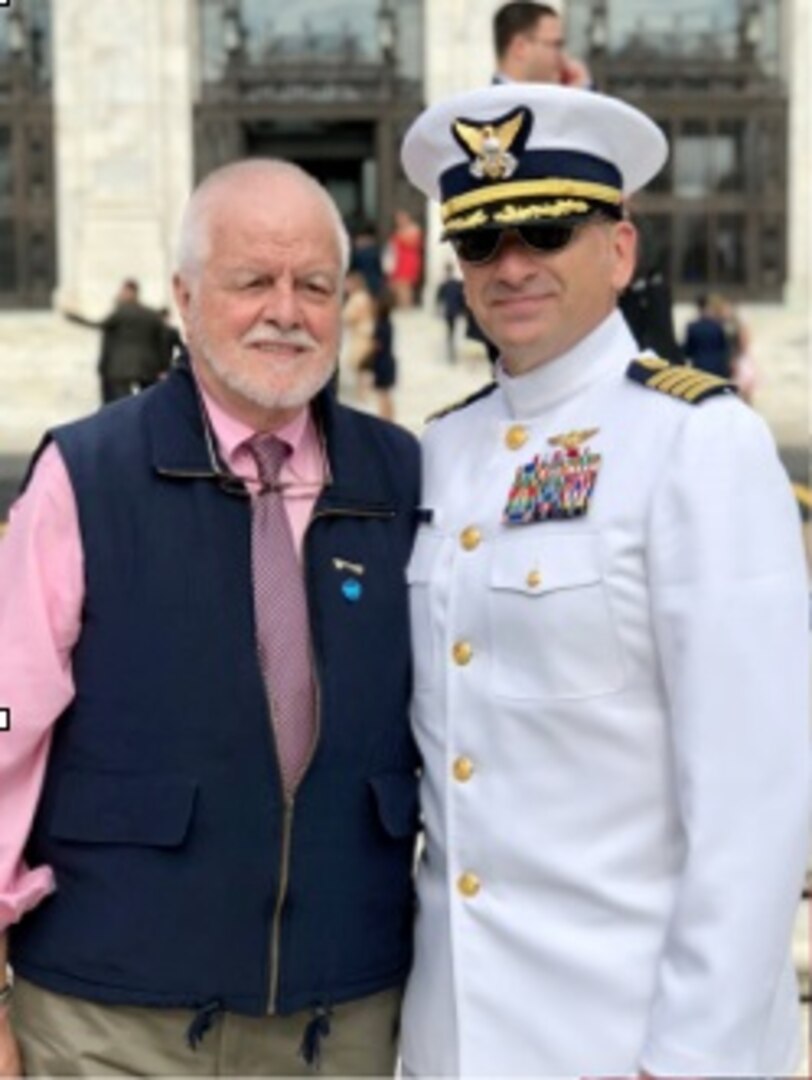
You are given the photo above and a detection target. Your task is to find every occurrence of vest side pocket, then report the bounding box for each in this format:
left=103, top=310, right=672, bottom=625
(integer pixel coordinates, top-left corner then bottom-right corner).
left=368, top=772, right=421, bottom=840
left=48, top=771, right=198, bottom=848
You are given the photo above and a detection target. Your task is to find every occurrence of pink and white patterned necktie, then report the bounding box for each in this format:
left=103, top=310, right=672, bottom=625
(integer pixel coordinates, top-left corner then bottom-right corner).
left=248, top=434, right=316, bottom=796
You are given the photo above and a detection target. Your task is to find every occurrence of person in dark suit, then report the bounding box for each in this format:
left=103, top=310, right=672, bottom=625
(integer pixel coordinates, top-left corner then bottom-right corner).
left=349, top=226, right=384, bottom=299
left=64, top=279, right=167, bottom=403
left=370, top=286, right=398, bottom=421
left=682, top=294, right=732, bottom=378
left=435, top=264, right=467, bottom=363
left=619, top=216, right=683, bottom=364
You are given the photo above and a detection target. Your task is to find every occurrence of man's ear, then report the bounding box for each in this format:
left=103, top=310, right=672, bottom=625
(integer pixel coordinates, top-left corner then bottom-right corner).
left=610, top=220, right=638, bottom=293
left=172, top=273, right=191, bottom=325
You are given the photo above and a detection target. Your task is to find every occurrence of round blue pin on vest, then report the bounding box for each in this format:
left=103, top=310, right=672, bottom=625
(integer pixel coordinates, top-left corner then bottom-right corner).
left=342, top=578, right=363, bottom=603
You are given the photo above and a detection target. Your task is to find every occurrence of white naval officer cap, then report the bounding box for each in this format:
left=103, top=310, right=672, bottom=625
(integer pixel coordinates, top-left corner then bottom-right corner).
left=401, top=84, right=668, bottom=238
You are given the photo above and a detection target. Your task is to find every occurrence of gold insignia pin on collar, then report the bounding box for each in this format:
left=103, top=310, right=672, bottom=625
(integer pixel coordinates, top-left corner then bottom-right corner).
left=547, top=428, right=600, bottom=451
left=452, top=106, right=531, bottom=182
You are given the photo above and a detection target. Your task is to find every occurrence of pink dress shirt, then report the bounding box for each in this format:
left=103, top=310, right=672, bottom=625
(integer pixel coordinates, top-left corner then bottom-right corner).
left=0, top=385, right=324, bottom=931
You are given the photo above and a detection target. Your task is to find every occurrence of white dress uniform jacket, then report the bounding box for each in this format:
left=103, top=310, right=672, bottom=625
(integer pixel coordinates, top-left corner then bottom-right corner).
left=401, top=310, right=810, bottom=1077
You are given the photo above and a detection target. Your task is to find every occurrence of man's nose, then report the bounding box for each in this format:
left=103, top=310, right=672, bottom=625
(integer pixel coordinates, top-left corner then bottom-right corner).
left=263, top=280, right=300, bottom=329
left=492, top=233, right=539, bottom=285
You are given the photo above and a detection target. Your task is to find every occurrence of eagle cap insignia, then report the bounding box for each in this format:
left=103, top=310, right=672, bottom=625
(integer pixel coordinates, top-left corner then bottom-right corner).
left=452, top=106, right=532, bottom=182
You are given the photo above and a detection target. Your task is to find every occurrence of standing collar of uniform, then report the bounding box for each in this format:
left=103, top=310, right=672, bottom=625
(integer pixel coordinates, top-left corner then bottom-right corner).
left=496, top=309, right=637, bottom=418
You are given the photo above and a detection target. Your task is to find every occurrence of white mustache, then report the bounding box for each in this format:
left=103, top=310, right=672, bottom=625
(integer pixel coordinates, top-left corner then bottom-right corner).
left=242, top=328, right=317, bottom=350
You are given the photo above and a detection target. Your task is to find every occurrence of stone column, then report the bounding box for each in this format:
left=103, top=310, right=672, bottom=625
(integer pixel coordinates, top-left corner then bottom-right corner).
left=52, top=0, right=196, bottom=313
left=422, top=0, right=504, bottom=292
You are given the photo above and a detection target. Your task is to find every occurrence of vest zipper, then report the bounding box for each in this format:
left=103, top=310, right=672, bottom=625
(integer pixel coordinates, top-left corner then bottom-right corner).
left=266, top=678, right=321, bottom=1013
left=267, top=797, right=294, bottom=1012
left=265, top=503, right=395, bottom=1013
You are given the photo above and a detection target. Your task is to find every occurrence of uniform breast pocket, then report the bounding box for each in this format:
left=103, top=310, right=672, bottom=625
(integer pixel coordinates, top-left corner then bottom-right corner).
left=488, top=532, right=624, bottom=700
left=406, top=530, right=444, bottom=692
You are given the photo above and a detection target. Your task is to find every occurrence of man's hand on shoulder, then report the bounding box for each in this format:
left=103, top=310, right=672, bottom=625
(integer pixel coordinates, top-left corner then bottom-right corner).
left=0, top=1011, right=22, bottom=1078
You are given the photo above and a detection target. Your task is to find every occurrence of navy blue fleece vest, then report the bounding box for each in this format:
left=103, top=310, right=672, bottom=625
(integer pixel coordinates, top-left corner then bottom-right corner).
left=11, top=367, right=421, bottom=1016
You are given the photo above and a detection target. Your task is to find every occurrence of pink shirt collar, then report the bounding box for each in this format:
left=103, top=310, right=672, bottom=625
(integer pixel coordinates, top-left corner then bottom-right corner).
left=198, top=384, right=324, bottom=489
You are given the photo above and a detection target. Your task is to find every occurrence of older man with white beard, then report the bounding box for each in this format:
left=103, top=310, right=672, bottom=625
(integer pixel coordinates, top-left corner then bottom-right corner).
left=0, top=159, right=421, bottom=1077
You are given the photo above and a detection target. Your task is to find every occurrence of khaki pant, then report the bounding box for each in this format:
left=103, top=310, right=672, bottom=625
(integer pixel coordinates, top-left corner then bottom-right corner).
left=11, top=977, right=401, bottom=1077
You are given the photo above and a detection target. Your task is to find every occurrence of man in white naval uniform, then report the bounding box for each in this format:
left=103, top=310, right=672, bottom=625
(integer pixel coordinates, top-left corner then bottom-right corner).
left=398, top=84, right=811, bottom=1077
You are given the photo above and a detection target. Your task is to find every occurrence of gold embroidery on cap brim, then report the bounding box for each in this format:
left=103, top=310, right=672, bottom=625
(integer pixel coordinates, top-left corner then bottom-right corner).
left=493, top=199, right=591, bottom=224
left=444, top=209, right=490, bottom=233
left=441, top=178, right=622, bottom=223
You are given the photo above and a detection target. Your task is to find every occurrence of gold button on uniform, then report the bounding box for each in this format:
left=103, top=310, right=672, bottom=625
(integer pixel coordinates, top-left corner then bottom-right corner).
left=505, top=424, right=529, bottom=451
left=453, top=756, right=475, bottom=782
left=526, top=569, right=543, bottom=589
left=452, top=640, right=473, bottom=666
left=460, top=526, right=482, bottom=551
left=457, top=872, right=481, bottom=898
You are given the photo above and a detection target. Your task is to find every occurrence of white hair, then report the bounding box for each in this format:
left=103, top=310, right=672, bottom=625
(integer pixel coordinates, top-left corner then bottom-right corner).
left=175, top=158, right=351, bottom=277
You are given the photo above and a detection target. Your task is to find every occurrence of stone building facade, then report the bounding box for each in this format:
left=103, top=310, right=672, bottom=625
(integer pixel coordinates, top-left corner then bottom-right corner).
left=0, top=0, right=808, bottom=311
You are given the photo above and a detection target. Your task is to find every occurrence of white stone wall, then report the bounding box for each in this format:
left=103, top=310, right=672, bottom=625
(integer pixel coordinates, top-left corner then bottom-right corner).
left=52, top=0, right=196, bottom=314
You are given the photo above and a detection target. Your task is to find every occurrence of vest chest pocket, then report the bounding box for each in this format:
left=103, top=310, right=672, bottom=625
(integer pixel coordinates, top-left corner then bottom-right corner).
left=488, top=532, right=624, bottom=700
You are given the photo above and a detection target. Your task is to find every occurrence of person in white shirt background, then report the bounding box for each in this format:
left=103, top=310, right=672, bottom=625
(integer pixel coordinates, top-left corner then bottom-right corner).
left=493, top=1, right=592, bottom=88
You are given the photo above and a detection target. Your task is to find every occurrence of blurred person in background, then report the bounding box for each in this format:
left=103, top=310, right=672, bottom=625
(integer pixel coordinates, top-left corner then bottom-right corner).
left=619, top=214, right=682, bottom=364
left=370, top=288, right=398, bottom=422
left=63, top=279, right=166, bottom=404
left=435, top=264, right=467, bottom=363
left=682, top=293, right=732, bottom=379
left=493, top=1, right=592, bottom=88
left=710, top=292, right=758, bottom=405
left=385, top=210, right=423, bottom=309
left=341, top=269, right=376, bottom=400
left=349, top=225, right=384, bottom=299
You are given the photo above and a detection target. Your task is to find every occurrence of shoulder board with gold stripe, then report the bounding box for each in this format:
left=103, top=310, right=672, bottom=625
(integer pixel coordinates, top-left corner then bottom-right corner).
left=426, top=381, right=498, bottom=422
left=626, top=356, right=738, bottom=405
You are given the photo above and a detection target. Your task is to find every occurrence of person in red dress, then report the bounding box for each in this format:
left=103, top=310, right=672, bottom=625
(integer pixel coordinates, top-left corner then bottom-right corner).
left=386, top=209, right=423, bottom=308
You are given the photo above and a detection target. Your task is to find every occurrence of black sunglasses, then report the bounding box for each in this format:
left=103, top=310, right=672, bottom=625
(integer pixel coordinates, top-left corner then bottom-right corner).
left=449, top=222, right=585, bottom=265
